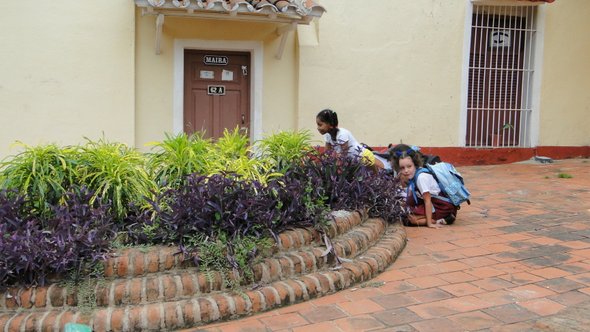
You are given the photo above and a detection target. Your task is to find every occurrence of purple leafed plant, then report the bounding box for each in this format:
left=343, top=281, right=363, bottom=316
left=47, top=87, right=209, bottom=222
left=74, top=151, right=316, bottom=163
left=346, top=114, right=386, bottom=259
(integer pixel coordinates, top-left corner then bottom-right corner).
left=0, top=188, right=116, bottom=289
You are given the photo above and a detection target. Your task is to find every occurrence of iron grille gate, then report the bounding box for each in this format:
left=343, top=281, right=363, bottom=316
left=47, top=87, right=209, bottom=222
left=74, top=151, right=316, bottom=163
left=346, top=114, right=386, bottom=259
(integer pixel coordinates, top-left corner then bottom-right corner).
left=466, top=5, right=537, bottom=148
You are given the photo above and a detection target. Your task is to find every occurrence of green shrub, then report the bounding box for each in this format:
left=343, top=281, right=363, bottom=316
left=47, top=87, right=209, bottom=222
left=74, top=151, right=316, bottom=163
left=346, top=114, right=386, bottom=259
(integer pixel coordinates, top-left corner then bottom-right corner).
left=146, top=132, right=213, bottom=189
left=255, top=130, right=316, bottom=174
left=207, top=128, right=281, bottom=184
left=0, top=143, right=80, bottom=218
left=77, top=138, right=156, bottom=221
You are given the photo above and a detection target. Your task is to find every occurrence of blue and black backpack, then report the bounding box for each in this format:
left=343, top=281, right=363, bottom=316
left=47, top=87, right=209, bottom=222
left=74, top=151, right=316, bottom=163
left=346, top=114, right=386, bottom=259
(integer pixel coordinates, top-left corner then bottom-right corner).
left=408, top=162, right=471, bottom=207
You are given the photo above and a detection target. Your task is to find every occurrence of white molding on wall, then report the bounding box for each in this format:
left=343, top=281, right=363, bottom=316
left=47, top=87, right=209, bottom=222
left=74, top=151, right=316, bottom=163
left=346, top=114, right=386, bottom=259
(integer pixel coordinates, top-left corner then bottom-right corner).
left=459, top=0, right=474, bottom=147
left=173, top=39, right=264, bottom=141
left=530, top=5, right=547, bottom=147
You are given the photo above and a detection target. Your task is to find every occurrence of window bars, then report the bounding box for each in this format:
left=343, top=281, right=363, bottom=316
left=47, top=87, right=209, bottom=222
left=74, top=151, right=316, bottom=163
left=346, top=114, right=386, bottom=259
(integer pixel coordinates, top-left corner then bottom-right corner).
left=466, top=4, right=537, bottom=148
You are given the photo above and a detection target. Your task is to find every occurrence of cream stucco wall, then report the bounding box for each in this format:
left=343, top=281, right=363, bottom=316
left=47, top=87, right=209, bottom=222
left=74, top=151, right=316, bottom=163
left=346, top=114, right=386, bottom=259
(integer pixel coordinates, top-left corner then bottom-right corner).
left=134, top=12, right=300, bottom=151
left=0, top=2, right=135, bottom=159
left=539, top=0, right=590, bottom=146
left=298, top=0, right=468, bottom=147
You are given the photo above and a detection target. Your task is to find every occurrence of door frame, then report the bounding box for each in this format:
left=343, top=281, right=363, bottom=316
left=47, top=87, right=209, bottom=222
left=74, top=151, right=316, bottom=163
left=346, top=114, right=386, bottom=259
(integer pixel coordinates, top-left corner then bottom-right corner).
left=174, top=39, right=263, bottom=141
left=459, top=0, right=546, bottom=147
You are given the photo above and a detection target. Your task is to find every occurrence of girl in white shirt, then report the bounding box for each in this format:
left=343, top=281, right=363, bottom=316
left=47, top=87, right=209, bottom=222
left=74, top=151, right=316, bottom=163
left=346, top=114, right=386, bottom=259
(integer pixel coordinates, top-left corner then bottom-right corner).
left=315, top=109, right=384, bottom=169
left=393, top=149, right=457, bottom=228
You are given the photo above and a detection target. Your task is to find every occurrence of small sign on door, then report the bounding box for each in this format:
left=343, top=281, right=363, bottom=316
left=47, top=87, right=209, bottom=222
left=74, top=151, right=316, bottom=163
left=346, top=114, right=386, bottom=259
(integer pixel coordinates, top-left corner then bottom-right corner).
left=207, top=85, right=226, bottom=95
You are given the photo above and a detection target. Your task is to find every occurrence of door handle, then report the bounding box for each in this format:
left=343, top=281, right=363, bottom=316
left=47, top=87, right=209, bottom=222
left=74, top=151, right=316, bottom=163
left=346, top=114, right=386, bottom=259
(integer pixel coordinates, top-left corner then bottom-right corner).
left=241, top=114, right=245, bottom=125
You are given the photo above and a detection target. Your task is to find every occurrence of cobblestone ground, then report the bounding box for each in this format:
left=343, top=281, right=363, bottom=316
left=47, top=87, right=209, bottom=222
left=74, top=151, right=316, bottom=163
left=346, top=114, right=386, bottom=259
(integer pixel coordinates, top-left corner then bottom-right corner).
left=190, top=158, right=590, bottom=332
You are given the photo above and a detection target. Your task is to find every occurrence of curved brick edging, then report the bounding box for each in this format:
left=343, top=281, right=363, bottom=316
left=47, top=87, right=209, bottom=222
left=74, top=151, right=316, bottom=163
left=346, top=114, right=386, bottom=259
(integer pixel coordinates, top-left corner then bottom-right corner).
left=0, top=213, right=407, bottom=331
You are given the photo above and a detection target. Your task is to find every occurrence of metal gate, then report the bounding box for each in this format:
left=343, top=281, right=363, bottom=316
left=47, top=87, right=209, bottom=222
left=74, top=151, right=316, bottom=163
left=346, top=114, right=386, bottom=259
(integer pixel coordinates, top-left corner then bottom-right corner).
left=466, top=5, right=537, bottom=147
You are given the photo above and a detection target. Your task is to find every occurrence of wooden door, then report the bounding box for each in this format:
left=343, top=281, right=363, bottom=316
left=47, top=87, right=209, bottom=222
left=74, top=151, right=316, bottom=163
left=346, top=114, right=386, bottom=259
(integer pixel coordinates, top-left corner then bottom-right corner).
left=184, top=50, right=250, bottom=139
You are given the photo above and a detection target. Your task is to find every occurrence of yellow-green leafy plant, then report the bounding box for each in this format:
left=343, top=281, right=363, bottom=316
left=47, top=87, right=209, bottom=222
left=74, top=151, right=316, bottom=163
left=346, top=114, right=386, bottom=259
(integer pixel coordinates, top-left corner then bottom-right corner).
left=77, top=138, right=156, bottom=221
left=146, top=132, right=213, bottom=189
left=254, top=130, right=316, bottom=174
left=208, top=128, right=281, bottom=184
left=0, top=142, right=80, bottom=218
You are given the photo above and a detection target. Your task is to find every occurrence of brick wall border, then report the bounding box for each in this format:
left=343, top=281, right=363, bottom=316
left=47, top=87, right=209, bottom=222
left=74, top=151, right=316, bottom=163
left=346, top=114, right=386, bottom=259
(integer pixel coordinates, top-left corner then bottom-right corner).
left=0, top=212, right=407, bottom=331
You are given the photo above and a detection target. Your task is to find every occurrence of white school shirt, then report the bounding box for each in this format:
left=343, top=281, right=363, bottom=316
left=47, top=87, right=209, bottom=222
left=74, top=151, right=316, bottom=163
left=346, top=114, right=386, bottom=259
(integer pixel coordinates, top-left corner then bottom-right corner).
left=323, top=128, right=364, bottom=158
left=415, top=172, right=441, bottom=198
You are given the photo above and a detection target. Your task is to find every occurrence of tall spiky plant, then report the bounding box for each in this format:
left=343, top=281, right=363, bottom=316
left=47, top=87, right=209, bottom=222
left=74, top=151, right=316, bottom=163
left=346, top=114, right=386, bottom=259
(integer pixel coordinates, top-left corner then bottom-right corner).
left=0, top=142, right=80, bottom=219
left=254, top=130, right=316, bottom=174
left=146, top=132, right=213, bottom=189
left=77, top=138, right=156, bottom=221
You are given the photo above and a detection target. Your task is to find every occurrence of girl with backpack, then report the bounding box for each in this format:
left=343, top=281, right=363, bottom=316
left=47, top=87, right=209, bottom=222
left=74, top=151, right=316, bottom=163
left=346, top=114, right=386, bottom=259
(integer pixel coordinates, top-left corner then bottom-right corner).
left=315, top=109, right=385, bottom=170
left=392, top=148, right=457, bottom=228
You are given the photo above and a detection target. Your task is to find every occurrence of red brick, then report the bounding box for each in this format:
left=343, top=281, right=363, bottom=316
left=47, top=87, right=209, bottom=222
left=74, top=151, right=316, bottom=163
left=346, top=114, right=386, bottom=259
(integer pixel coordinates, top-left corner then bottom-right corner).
left=279, top=233, right=291, bottom=249
left=95, top=282, right=110, bottom=306
left=57, top=310, right=76, bottom=330
left=103, top=259, right=114, bottom=277
left=146, top=303, right=162, bottom=330
left=272, top=282, right=292, bottom=304
left=299, top=276, right=319, bottom=298
left=110, top=308, right=125, bottom=331
left=198, top=297, right=216, bottom=322
left=181, top=300, right=200, bottom=326
left=6, top=312, right=26, bottom=331
left=246, top=291, right=264, bottom=312
left=91, top=309, right=109, bottom=332
left=232, top=293, right=251, bottom=315
left=145, top=276, right=160, bottom=302
left=48, top=285, right=65, bottom=307
left=41, top=311, right=60, bottom=332
left=162, top=275, right=178, bottom=301
left=127, top=278, right=143, bottom=304
left=260, top=287, right=280, bottom=308
left=287, top=253, right=303, bottom=274
left=314, top=273, right=333, bottom=294
left=34, top=286, right=48, bottom=308
left=132, top=251, right=146, bottom=275
left=112, top=279, right=127, bottom=305
left=23, top=312, right=42, bottom=331
left=115, top=256, right=129, bottom=277
left=284, top=279, right=305, bottom=300
left=127, top=306, right=143, bottom=330
left=163, top=302, right=181, bottom=330
left=146, top=251, right=160, bottom=273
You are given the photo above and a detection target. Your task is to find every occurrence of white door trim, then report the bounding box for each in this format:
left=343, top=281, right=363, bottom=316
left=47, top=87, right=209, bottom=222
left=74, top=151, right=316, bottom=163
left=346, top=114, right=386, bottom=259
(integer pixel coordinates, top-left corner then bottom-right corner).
left=173, top=39, right=263, bottom=141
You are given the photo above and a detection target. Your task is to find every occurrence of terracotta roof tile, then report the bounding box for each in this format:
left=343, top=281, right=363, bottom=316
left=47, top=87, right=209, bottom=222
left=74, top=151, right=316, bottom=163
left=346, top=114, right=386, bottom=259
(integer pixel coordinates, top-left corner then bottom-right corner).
left=138, top=0, right=326, bottom=21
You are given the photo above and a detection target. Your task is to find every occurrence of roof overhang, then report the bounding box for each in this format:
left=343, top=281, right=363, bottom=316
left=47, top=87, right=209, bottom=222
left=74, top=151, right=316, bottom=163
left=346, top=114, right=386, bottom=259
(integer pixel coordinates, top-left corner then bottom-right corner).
left=135, top=0, right=326, bottom=24
left=134, top=0, right=326, bottom=56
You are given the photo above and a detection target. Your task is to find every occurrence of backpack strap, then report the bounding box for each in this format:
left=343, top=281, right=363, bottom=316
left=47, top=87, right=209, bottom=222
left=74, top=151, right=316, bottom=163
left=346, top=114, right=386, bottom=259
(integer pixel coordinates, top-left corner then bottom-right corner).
left=408, top=167, right=453, bottom=205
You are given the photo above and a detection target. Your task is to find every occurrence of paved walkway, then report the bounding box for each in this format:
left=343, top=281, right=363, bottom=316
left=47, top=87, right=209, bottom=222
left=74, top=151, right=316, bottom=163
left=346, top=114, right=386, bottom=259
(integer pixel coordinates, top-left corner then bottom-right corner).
left=190, top=158, right=590, bottom=332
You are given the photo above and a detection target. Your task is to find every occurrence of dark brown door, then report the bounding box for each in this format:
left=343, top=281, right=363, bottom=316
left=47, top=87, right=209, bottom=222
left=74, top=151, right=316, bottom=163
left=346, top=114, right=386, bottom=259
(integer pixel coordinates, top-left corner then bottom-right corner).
left=184, top=50, right=250, bottom=139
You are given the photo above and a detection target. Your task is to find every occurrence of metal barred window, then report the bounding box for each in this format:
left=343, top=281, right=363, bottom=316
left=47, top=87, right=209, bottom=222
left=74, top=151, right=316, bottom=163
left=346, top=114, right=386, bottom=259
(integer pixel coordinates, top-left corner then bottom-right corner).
left=466, top=4, right=537, bottom=148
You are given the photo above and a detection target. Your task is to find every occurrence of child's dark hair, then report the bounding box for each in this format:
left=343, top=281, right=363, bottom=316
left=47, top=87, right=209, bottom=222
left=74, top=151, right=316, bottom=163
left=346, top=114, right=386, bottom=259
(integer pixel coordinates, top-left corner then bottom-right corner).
left=316, top=109, right=339, bottom=140
left=316, top=109, right=338, bottom=127
left=391, top=146, right=424, bottom=172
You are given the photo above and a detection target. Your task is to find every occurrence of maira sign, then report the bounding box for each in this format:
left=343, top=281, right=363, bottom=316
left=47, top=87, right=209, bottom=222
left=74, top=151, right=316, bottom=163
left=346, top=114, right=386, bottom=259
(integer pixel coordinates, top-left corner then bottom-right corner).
left=203, top=55, right=228, bottom=66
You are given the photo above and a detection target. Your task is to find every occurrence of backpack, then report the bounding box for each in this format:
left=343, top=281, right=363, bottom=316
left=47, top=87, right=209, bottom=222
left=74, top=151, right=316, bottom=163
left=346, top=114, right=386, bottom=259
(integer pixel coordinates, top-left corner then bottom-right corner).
left=409, top=162, right=471, bottom=207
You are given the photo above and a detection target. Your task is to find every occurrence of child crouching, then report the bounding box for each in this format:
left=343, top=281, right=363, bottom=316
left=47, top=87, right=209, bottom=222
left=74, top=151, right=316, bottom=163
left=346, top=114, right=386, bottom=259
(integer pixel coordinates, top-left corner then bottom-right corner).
left=392, top=148, right=457, bottom=228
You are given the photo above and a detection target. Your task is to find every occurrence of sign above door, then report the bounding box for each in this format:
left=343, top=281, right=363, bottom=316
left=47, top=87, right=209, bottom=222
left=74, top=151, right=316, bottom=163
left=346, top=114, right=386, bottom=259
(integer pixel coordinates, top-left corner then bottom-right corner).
left=204, top=55, right=228, bottom=66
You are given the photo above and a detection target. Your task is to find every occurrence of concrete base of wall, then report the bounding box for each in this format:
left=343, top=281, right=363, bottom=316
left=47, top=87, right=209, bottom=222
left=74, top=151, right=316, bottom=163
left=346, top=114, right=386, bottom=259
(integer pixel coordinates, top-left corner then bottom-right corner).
left=372, top=146, right=590, bottom=166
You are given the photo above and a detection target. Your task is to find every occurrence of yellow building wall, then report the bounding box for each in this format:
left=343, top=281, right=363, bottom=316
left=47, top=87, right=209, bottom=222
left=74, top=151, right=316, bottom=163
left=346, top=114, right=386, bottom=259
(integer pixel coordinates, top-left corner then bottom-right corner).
left=298, top=0, right=468, bottom=147
left=134, top=12, right=299, bottom=151
left=539, top=0, right=590, bottom=146
left=0, top=2, right=135, bottom=158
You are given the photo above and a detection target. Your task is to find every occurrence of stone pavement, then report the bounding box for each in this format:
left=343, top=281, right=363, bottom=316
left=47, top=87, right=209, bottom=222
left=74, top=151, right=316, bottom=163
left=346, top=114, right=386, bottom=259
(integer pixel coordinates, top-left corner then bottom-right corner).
left=189, top=158, right=590, bottom=332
